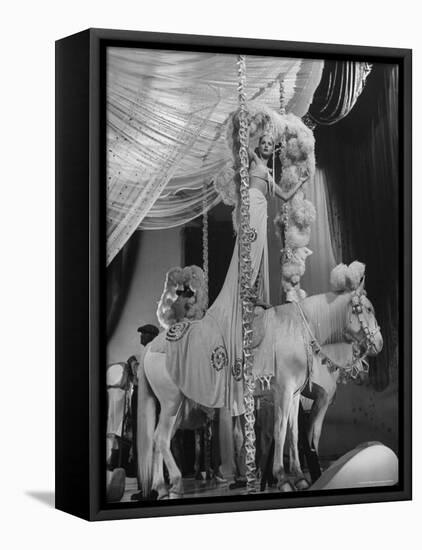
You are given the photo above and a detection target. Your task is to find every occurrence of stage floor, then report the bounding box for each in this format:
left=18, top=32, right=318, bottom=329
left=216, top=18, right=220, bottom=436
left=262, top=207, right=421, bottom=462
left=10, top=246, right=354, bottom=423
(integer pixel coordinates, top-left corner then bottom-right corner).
left=121, top=473, right=311, bottom=501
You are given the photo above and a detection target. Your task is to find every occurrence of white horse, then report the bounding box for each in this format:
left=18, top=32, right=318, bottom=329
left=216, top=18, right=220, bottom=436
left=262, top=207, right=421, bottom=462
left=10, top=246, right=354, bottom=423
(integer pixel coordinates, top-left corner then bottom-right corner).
left=276, top=342, right=357, bottom=488
left=301, top=342, right=358, bottom=455
left=243, top=343, right=362, bottom=491
left=138, top=272, right=383, bottom=498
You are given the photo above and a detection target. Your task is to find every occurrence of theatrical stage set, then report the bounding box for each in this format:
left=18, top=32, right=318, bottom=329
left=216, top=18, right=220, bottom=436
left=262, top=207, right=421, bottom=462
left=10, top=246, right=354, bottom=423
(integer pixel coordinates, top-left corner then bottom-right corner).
left=105, top=49, right=400, bottom=504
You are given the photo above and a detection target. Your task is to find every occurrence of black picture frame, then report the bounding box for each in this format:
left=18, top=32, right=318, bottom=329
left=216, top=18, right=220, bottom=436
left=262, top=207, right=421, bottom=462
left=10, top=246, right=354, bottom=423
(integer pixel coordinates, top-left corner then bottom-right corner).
left=55, top=28, right=412, bottom=521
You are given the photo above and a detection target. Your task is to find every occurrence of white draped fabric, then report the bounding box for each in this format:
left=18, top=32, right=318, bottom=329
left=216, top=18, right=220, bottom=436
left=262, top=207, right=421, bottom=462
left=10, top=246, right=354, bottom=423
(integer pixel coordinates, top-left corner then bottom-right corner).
left=107, top=48, right=324, bottom=264
left=301, top=167, right=338, bottom=295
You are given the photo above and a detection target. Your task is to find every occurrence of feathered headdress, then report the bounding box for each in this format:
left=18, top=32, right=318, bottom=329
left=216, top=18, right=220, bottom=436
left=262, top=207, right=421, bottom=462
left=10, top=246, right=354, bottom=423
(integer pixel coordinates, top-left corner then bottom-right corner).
left=156, top=265, right=207, bottom=329
left=330, top=261, right=366, bottom=292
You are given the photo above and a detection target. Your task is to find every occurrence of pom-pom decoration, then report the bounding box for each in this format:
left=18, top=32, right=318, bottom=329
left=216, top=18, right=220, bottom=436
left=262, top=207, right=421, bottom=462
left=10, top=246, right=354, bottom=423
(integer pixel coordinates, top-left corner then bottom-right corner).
left=285, top=225, right=311, bottom=249
left=156, top=265, right=207, bottom=329
left=346, top=261, right=366, bottom=291
left=330, top=263, right=348, bottom=292
left=273, top=113, right=316, bottom=302
left=215, top=105, right=316, bottom=219
left=280, top=246, right=313, bottom=302
left=215, top=103, right=317, bottom=304
left=280, top=165, right=301, bottom=193
left=290, top=197, right=316, bottom=228
left=330, top=262, right=366, bottom=293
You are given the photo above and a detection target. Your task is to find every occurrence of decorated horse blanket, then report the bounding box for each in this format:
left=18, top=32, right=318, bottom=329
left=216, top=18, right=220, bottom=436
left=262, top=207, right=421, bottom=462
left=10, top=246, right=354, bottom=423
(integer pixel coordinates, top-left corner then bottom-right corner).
left=164, top=315, right=230, bottom=410
left=157, top=308, right=276, bottom=414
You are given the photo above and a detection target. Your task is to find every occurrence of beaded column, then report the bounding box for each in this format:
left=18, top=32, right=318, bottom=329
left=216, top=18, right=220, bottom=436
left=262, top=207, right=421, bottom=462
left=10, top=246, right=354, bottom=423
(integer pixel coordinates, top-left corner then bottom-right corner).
left=237, top=55, right=257, bottom=493
left=202, top=185, right=209, bottom=309
left=279, top=80, right=286, bottom=116
left=279, top=79, right=290, bottom=303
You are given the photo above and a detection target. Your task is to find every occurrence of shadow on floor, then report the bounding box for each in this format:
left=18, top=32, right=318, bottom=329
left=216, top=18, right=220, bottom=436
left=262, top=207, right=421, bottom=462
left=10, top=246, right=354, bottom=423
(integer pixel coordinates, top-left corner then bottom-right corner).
left=25, top=491, right=55, bottom=508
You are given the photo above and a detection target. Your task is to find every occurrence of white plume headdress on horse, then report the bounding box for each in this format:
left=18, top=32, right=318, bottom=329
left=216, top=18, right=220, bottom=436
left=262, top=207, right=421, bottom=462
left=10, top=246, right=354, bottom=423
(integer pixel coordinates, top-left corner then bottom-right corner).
left=156, top=265, right=207, bottom=329
left=330, top=261, right=366, bottom=292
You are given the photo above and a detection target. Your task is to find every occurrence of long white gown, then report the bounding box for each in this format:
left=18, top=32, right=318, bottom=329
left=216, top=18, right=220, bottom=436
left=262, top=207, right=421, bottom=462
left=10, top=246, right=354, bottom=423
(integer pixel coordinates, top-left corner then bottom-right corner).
left=206, top=186, right=270, bottom=415
left=164, top=176, right=272, bottom=419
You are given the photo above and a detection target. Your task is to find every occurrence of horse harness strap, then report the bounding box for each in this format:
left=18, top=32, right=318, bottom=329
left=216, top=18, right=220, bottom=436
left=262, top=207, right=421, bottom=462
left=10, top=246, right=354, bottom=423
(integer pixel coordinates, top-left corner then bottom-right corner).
left=350, top=291, right=381, bottom=352
left=294, top=302, right=316, bottom=395
left=294, top=302, right=370, bottom=384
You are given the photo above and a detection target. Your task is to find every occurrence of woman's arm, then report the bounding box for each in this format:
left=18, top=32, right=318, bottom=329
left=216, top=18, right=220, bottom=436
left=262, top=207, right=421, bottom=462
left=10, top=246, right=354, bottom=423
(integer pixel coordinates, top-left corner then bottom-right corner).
left=273, top=175, right=309, bottom=202
left=248, top=148, right=260, bottom=169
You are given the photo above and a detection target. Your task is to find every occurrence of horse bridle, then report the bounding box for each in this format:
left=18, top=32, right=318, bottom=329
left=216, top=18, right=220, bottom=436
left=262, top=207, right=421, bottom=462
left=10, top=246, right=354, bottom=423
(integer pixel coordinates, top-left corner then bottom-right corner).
left=295, top=290, right=380, bottom=382
left=347, top=290, right=381, bottom=355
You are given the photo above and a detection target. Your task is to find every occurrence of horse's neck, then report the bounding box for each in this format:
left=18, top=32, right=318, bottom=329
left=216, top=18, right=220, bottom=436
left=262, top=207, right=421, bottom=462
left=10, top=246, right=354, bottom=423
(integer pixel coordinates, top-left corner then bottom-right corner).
left=300, top=292, right=350, bottom=345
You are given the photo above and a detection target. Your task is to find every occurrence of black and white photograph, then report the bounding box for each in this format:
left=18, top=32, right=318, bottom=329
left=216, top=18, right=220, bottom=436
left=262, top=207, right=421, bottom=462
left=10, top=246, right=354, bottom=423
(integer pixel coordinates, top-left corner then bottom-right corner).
left=104, top=45, right=405, bottom=506
left=3, top=0, right=421, bottom=543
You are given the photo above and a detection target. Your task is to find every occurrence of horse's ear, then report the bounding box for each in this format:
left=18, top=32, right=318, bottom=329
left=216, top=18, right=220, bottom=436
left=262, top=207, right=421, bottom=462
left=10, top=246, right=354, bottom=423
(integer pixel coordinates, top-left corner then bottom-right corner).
left=358, top=275, right=366, bottom=293
left=346, top=261, right=366, bottom=290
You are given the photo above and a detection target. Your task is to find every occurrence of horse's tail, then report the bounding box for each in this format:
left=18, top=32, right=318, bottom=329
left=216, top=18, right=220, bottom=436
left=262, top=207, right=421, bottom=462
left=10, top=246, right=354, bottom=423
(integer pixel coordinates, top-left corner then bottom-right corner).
left=137, top=352, right=156, bottom=498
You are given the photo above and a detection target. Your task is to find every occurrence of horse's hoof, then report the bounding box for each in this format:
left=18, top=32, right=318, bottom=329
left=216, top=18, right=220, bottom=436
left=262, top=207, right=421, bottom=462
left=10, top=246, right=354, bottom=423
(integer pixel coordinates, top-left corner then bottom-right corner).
left=168, top=479, right=183, bottom=498
left=155, top=489, right=169, bottom=500
left=168, top=491, right=183, bottom=499
left=106, top=468, right=126, bottom=503
left=278, top=481, right=294, bottom=492
left=295, top=478, right=310, bottom=491
left=229, top=480, right=247, bottom=490
left=215, top=474, right=228, bottom=485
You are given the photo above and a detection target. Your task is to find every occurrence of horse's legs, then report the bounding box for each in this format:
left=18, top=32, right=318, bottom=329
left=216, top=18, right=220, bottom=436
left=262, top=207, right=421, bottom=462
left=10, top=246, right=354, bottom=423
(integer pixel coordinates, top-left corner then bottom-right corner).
left=219, top=407, right=236, bottom=482
left=156, top=413, right=183, bottom=498
left=273, top=387, right=294, bottom=492
left=288, top=396, right=309, bottom=491
left=234, top=414, right=246, bottom=482
left=308, top=396, right=330, bottom=455
left=151, top=441, right=167, bottom=500
left=194, top=429, right=201, bottom=479
left=144, top=357, right=184, bottom=499
left=153, top=405, right=184, bottom=499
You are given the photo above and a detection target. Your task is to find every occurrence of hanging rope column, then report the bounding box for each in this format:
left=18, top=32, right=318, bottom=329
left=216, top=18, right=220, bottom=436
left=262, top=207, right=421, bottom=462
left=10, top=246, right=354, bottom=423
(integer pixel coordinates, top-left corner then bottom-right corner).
left=279, top=79, right=290, bottom=302
left=237, top=55, right=257, bottom=493
left=202, top=184, right=209, bottom=309
left=279, top=80, right=286, bottom=116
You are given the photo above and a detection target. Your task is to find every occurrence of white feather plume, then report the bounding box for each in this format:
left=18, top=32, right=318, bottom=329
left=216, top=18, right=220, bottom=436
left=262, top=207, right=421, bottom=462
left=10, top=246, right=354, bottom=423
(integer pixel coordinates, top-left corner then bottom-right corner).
left=330, top=263, right=348, bottom=292
left=346, top=261, right=366, bottom=290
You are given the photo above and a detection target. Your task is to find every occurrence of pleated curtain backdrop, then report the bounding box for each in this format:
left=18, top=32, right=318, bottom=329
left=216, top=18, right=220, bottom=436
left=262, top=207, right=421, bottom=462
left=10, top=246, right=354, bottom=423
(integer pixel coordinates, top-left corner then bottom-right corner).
left=106, top=48, right=324, bottom=264
left=315, top=63, right=399, bottom=390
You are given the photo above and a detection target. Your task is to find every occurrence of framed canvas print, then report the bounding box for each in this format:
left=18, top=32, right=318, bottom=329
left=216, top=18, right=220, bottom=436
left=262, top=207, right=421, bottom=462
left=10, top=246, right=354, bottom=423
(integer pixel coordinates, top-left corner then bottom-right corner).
left=55, top=28, right=412, bottom=521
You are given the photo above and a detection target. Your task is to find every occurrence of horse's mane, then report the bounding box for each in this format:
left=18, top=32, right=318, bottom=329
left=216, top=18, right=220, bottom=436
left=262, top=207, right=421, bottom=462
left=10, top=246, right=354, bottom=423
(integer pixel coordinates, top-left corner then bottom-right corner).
left=271, top=260, right=367, bottom=344
left=273, top=291, right=351, bottom=345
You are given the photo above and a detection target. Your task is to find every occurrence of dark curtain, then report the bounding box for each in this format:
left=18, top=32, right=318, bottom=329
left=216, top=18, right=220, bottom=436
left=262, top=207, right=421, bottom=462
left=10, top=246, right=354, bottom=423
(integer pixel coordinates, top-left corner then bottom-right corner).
left=308, top=60, right=372, bottom=125
left=107, top=231, right=141, bottom=340
left=314, top=63, right=399, bottom=391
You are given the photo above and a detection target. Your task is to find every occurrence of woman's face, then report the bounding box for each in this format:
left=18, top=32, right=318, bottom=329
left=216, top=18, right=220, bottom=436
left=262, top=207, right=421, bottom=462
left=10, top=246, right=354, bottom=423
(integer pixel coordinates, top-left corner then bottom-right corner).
left=258, top=135, right=274, bottom=159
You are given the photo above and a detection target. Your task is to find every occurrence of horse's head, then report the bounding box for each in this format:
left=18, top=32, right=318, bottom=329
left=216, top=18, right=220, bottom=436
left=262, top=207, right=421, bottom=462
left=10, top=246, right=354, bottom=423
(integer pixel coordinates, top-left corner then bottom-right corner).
left=343, top=279, right=383, bottom=356
left=330, top=261, right=383, bottom=356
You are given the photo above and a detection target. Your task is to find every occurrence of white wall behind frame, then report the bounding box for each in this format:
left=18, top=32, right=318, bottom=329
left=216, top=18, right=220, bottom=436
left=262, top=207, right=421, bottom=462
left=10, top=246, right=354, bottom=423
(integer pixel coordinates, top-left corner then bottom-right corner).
left=2, top=0, right=420, bottom=549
